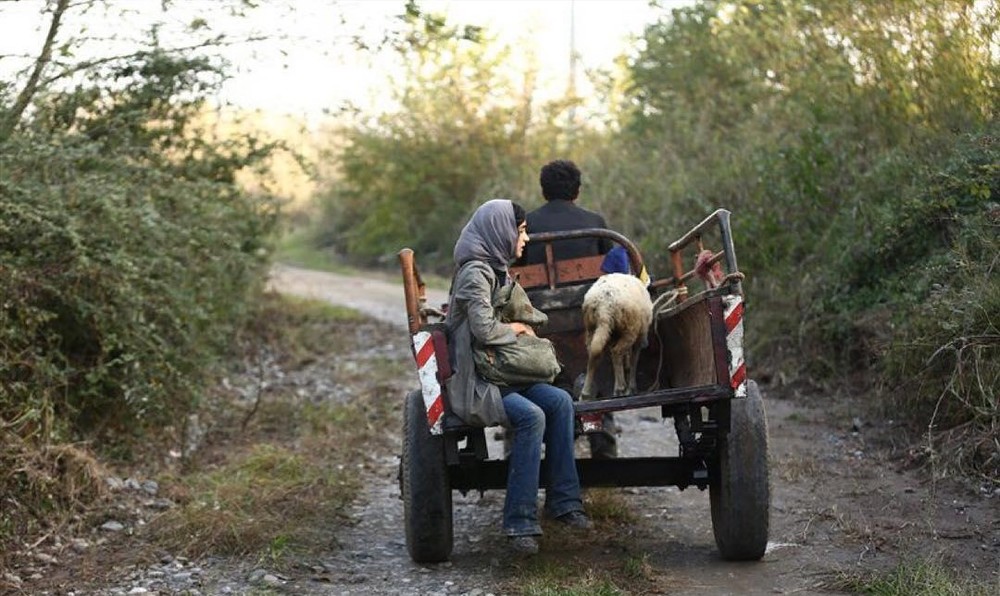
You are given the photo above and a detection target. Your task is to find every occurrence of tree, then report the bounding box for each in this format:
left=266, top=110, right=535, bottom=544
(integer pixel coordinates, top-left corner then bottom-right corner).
left=314, top=1, right=571, bottom=271
left=610, top=0, right=999, bottom=478
left=0, top=0, right=69, bottom=142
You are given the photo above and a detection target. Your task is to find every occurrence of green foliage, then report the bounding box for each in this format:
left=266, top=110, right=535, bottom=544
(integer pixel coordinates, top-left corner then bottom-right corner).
left=0, top=51, right=279, bottom=446
left=876, top=135, right=999, bottom=477
left=276, top=227, right=344, bottom=272
left=806, top=130, right=999, bottom=479
left=837, top=132, right=998, bottom=305
left=312, top=3, right=574, bottom=273
left=304, top=0, right=999, bottom=480
left=611, top=0, right=998, bottom=479
left=613, top=0, right=997, bottom=275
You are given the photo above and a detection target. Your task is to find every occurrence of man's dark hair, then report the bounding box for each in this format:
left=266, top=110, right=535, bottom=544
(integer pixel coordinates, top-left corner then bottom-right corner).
left=539, top=159, right=581, bottom=202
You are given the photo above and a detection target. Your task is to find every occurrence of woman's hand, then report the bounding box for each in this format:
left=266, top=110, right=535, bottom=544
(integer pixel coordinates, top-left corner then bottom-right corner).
left=510, top=322, right=536, bottom=337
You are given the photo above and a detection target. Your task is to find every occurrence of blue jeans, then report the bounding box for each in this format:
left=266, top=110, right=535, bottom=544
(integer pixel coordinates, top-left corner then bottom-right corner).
left=501, top=383, right=583, bottom=536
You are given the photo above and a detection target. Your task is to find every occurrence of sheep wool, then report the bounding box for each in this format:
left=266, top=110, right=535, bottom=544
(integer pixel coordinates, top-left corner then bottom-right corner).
left=580, top=273, right=654, bottom=400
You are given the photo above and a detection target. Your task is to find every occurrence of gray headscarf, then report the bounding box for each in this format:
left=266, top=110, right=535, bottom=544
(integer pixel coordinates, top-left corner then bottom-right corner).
left=453, top=199, right=518, bottom=273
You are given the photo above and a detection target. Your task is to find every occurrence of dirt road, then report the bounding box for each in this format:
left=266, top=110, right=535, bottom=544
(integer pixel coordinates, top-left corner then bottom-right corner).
left=268, top=264, right=999, bottom=595
left=269, top=263, right=451, bottom=329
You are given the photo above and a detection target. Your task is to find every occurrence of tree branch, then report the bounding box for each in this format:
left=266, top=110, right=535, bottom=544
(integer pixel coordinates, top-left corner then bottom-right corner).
left=0, top=0, right=70, bottom=143
left=37, top=34, right=269, bottom=88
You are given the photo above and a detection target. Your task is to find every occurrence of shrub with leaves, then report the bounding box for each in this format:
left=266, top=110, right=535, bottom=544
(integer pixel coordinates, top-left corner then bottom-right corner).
left=0, top=52, right=279, bottom=447
left=872, top=132, right=1000, bottom=482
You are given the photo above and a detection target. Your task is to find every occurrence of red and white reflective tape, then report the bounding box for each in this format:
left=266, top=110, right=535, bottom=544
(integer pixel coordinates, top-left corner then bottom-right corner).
left=412, top=330, right=445, bottom=434
left=723, top=295, right=747, bottom=398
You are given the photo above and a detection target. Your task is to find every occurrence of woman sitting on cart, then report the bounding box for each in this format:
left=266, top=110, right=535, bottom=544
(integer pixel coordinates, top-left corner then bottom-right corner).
left=446, top=198, right=591, bottom=555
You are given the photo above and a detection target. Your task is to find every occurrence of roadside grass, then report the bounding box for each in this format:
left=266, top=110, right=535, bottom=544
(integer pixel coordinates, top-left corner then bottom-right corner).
left=147, top=441, right=359, bottom=558
left=275, top=227, right=347, bottom=273
left=502, top=493, right=660, bottom=596
left=521, top=573, right=624, bottom=596
left=621, top=552, right=655, bottom=581
left=275, top=227, right=452, bottom=289
left=2, top=291, right=396, bottom=582
left=509, top=546, right=662, bottom=596
left=280, top=292, right=365, bottom=323
left=777, top=454, right=821, bottom=483
left=261, top=293, right=366, bottom=360
left=0, top=442, right=109, bottom=568
left=584, top=488, right=636, bottom=524
left=515, top=560, right=628, bottom=596
left=784, top=411, right=818, bottom=424
left=826, top=559, right=999, bottom=595
left=143, top=292, right=406, bottom=564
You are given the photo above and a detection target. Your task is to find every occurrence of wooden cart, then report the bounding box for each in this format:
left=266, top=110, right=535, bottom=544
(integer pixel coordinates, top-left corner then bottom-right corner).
left=398, top=209, right=769, bottom=563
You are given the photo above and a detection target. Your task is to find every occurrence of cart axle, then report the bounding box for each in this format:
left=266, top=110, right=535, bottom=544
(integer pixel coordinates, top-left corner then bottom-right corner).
left=449, top=456, right=711, bottom=493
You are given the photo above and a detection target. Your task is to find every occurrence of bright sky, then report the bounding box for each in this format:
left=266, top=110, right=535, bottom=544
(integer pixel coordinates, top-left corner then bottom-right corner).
left=0, top=1, right=687, bottom=124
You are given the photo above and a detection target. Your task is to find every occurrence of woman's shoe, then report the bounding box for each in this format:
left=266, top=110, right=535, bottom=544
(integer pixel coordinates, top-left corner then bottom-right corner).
left=554, top=510, right=592, bottom=530
left=508, top=535, right=539, bottom=554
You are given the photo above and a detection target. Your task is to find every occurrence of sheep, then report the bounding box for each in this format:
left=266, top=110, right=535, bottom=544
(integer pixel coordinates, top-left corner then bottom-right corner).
left=579, top=272, right=653, bottom=400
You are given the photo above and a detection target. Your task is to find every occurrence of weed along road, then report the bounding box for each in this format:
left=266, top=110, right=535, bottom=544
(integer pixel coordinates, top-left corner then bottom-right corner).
left=267, top=263, right=998, bottom=595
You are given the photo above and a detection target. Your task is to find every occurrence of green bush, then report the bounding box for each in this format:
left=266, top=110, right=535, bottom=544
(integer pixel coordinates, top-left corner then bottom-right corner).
left=873, top=132, right=999, bottom=479
left=0, top=52, right=279, bottom=446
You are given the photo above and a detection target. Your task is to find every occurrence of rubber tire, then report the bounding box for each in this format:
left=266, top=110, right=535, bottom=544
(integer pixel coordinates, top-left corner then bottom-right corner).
left=401, top=389, right=453, bottom=563
left=709, top=380, right=770, bottom=561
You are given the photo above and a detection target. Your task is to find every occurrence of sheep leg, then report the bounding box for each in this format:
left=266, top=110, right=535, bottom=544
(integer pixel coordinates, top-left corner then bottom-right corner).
left=581, top=324, right=610, bottom=400
left=581, top=353, right=601, bottom=400
left=609, top=337, right=631, bottom=397
left=626, top=341, right=643, bottom=395
left=611, top=352, right=627, bottom=397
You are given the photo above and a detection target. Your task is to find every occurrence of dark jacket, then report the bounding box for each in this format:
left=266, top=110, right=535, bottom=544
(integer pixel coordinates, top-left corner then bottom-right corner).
left=521, top=200, right=613, bottom=264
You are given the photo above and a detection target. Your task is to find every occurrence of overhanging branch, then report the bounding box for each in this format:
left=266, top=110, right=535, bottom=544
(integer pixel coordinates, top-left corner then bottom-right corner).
left=0, top=0, right=70, bottom=143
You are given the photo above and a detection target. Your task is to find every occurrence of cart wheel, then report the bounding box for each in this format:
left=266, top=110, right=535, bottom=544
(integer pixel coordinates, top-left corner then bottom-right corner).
left=401, top=389, right=453, bottom=563
left=710, top=380, right=770, bottom=561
